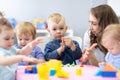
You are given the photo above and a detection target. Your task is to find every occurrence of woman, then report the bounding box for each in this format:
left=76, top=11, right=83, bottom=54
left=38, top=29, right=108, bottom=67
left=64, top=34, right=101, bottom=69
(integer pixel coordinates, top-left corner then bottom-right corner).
left=82, top=4, right=119, bottom=66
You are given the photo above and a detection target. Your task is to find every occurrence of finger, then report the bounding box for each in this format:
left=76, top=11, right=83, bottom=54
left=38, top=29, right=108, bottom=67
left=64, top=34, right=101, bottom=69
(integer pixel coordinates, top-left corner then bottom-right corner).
left=82, top=54, right=88, bottom=61
left=89, top=43, right=97, bottom=50
left=62, top=37, right=70, bottom=41
left=61, top=38, right=65, bottom=45
left=82, top=49, right=86, bottom=54
left=36, top=38, right=44, bottom=43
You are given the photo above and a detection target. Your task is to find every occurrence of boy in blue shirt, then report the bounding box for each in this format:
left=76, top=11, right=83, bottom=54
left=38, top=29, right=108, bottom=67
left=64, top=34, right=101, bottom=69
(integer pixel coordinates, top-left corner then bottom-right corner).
left=44, top=13, right=82, bottom=65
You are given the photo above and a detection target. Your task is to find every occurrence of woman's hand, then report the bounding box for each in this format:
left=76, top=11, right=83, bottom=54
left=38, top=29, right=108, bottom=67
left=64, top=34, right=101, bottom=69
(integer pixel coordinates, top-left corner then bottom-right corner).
left=82, top=43, right=99, bottom=66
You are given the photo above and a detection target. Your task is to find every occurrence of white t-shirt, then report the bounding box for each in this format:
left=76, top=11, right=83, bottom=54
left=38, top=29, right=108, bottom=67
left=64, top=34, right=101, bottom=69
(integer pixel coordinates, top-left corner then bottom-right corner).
left=0, top=46, right=18, bottom=80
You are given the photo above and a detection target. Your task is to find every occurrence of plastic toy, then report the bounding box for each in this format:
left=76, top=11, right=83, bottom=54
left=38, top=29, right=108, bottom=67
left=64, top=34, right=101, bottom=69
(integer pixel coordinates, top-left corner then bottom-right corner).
left=50, top=69, right=56, bottom=76
left=76, top=68, right=82, bottom=76
left=66, top=63, right=70, bottom=67
left=118, top=70, right=120, bottom=78
left=37, top=59, right=69, bottom=80
left=7, top=18, right=16, bottom=28
left=33, top=18, right=47, bottom=29
left=25, top=65, right=37, bottom=74
left=37, top=63, right=49, bottom=80
left=95, top=64, right=117, bottom=77
left=71, top=62, right=75, bottom=67
left=55, top=69, right=69, bottom=78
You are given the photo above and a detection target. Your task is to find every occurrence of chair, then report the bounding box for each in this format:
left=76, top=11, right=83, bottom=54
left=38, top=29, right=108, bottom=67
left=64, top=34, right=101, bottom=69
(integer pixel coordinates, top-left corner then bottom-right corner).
left=37, top=36, right=53, bottom=52
left=70, top=36, right=83, bottom=64
left=70, top=36, right=82, bottom=49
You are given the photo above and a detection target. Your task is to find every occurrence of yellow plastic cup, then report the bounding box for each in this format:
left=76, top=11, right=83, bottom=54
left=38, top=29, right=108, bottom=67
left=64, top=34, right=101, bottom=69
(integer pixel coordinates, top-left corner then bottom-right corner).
left=37, top=63, right=49, bottom=80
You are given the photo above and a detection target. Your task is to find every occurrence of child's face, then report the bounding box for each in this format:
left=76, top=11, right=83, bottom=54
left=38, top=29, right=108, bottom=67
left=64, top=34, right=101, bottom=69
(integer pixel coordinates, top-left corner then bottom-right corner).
left=102, top=37, right=120, bottom=55
left=17, top=34, right=34, bottom=48
left=0, top=29, right=14, bottom=50
left=48, top=21, right=67, bottom=40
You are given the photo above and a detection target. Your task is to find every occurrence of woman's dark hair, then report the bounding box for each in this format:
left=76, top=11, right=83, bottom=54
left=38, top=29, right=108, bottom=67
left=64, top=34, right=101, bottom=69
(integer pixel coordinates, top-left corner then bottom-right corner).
left=0, top=12, right=4, bottom=18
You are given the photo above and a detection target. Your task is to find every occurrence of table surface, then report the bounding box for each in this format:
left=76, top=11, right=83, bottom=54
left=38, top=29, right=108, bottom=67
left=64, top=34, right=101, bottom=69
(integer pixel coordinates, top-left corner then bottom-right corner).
left=16, top=65, right=119, bottom=80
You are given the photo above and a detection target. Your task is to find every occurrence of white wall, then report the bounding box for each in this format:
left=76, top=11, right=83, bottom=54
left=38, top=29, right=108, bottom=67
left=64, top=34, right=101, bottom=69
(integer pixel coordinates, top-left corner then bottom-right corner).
left=107, top=0, right=120, bottom=16
left=0, top=0, right=107, bottom=38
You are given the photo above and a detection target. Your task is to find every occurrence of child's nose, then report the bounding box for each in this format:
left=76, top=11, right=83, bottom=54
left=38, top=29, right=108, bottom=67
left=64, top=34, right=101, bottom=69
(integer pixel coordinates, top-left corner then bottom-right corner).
left=56, top=30, right=61, bottom=33
left=89, top=25, right=93, bottom=31
left=21, top=40, right=26, bottom=44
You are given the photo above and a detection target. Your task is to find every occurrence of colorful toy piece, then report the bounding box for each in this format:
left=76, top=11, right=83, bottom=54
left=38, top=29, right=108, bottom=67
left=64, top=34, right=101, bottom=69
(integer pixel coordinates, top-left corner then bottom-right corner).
left=76, top=68, right=82, bottom=76
left=25, top=65, right=37, bottom=74
left=50, top=69, right=56, bottom=76
left=95, top=64, right=117, bottom=77
left=94, top=65, right=104, bottom=76
left=47, top=59, right=69, bottom=78
left=66, top=63, right=71, bottom=67
left=37, top=63, right=49, bottom=80
left=37, top=59, right=69, bottom=80
left=117, top=70, right=120, bottom=79
left=101, top=64, right=117, bottom=77
left=71, top=62, right=75, bottom=67
left=33, top=18, right=47, bottom=29
left=46, top=59, right=62, bottom=71
left=55, top=69, right=69, bottom=78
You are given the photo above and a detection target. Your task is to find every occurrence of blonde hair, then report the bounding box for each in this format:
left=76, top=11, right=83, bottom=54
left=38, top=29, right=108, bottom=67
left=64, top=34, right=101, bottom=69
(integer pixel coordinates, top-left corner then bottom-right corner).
left=0, top=18, right=13, bottom=33
left=101, top=24, right=120, bottom=43
left=47, top=13, right=66, bottom=27
left=15, top=22, right=36, bottom=39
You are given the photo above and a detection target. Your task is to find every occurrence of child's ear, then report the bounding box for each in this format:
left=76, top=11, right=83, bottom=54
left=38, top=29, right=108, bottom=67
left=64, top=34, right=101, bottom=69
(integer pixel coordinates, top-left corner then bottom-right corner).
left=118, top=41, right=120, bottom=44
left=65, top=25, right=68, bottom=30
left=46, top=28, right=50, bottom=32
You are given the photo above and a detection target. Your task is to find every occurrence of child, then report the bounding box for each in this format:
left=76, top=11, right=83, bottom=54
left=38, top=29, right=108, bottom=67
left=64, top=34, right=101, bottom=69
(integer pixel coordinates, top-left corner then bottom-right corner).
left=100, top=24, right=120, bottom=69
left=44, top=13, right=82, bottom=65
left=0, top=17, right=43, bottom=80
left=14, top=22, right=44, bottom=65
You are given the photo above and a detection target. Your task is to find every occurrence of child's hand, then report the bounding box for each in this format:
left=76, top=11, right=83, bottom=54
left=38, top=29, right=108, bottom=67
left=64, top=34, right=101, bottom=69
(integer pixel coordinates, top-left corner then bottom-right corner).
left=82, top=49, right=88, bottom=62
left=22, top=56, right=39, bottom=64
left=29, top=37, right=43, bottom=48
left=57, top=42, right=65, bottom=55
left=98, top=62, right=106, bottom=67
left=36, top=59, right=45, bottom=64
left=62, top=37, right=75, bottom=51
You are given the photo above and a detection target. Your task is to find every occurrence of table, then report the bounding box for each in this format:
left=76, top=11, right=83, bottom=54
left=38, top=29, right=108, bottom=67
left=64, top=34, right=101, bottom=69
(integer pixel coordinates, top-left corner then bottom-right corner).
left=16, top=65, right=119, bottom=80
